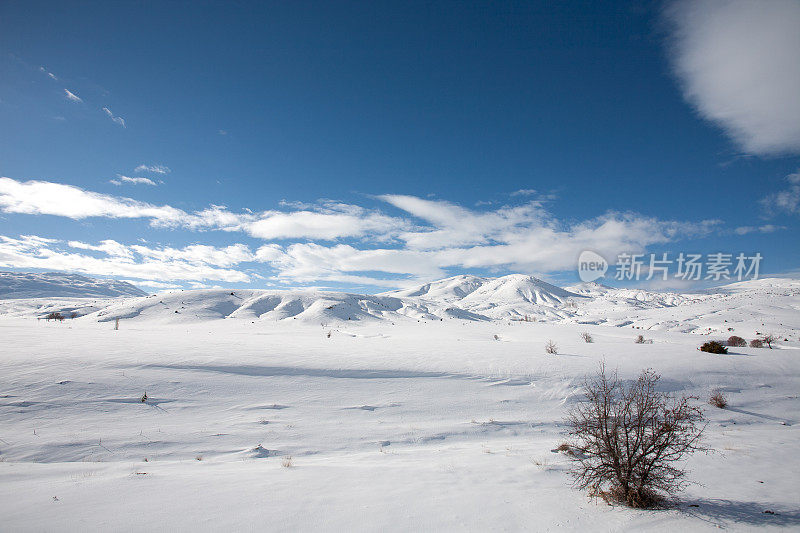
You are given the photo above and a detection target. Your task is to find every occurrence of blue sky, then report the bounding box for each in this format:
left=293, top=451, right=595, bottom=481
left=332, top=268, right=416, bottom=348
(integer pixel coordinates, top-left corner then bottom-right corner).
left=1, top=0, right=799, bottom=292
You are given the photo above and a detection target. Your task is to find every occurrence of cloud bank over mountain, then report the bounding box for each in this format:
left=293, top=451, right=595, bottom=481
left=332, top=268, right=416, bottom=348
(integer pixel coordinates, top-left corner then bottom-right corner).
left=0, top=177, right=720, bottom=289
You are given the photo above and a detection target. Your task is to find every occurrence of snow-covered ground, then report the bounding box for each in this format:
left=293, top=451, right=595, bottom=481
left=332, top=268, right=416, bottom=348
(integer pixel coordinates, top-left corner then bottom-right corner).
left=1, top=276, right=799, bottom=530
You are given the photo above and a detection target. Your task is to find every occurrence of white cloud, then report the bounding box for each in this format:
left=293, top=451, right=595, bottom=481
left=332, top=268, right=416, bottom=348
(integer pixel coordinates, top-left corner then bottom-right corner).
left=665, top=0, right=800, bottom=155
left=68, top=239, right=134, bottom=260
left=245, top=203, right=405, bottom=241
left=761, top=169, right=800, bottom=215
left=109, top=176, right=157, bottom=186
left=380, top=194, right=548, bottom=249
left=134, top=164, right=170, bottom=174
left=0, top=177, right=407, bottom=240
left=122, top=279, right=182, bottom=291
left=0, top=235, right=251, bottom=283
left=64, top=89, right=82, bottom=103
left=102, top=107, right=126, bottom=127
left=129, top=243, right=255, bottom=268
left=0, top=179, right=725, bottom=288
left=510, top=189, right=537, bottom=196
left=259, top=243, right=445, bottom=286
left=39, top=66, right=58, bottom=80
left=252, top=202, right=719, bottom=286
left=733, top=224, right=784, bottom=235
left=0, top=177, right=186, bottom=224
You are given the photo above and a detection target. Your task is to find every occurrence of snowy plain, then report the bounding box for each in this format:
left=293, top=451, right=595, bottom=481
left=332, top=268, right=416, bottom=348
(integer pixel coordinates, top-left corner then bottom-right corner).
left=0, top=275, right=799, bottom=531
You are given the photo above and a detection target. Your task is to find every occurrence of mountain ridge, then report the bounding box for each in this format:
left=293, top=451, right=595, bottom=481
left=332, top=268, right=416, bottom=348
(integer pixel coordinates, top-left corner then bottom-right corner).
left=0, top=272, right=797, bottom=338
left=0, top=271, right=147, bottom=300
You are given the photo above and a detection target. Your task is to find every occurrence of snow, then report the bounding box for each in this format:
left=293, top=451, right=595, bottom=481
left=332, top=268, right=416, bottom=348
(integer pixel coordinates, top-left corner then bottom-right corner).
left=0, top=275, right=799, bottom=530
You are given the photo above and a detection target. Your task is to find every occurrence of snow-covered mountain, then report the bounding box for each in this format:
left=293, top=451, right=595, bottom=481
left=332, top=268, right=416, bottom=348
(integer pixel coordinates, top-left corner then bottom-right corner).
left=0, top=272, right=147, bottom=299
left=0, top=272, right=797, bottom=340
left=384, top=274, right=486, bottom=302
left=382, top=274, right=584, bottom=320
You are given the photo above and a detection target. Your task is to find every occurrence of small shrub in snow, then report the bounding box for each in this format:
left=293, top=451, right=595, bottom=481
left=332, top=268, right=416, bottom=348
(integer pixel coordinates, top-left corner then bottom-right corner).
left=580, top=332, right=593, bottom=343
left=140, top=391, right=148, bottom=403
left=46, top=312, right=64, bottom=321
left=566, top=365, right=706, bottom=508
left=281, top=456, right=293, bottom=468
left=700, top=341, right=727, bottom=354
left=634, top=335, right=648, bottom=344
left=761, top=334, right=776, bottom=349
left=709, top=389, right=727, bottom=409
left=545, top=340, right=558, bottom=355
left=726, top=335, right=746, bottom=347
left=749, top=339, right=763, bottom=348
left=554, top=442, right=574, bottom=455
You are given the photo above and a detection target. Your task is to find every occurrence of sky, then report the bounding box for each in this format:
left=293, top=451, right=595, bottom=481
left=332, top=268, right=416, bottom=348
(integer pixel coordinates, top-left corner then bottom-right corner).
left=1, top=0, right=799, bottom=293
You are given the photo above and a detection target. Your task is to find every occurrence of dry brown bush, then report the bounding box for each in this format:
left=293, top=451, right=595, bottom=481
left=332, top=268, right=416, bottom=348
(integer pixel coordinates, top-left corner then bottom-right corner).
left=726, top=336, right=746, bottom=347
left=566, top=364, right=706, bottom=508
left=709, top=389, right=727, bottom=408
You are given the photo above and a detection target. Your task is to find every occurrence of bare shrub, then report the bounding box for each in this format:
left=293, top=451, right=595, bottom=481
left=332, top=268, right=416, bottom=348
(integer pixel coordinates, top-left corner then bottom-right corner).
left=566, top=365, right=706, bottom=508
left=545, top=339, right=558, bottom=355
left=761, top=334, right=776, bottom=349
left=749, top=339, right=763, bottom=348
left=553, top=442, right=574, bottom=456
left=726, top=335, right=746, bottom=347
left=281, top=456, right=293, bottom=468
left=581, top=332, right=593, bottom=343
left=709, top=389, right=727, bottom=408
left=46, top=312, right=64, bottom=321
left=700, top=341, right=727, bottom=354
left=634, top=335, right=652, bottom=344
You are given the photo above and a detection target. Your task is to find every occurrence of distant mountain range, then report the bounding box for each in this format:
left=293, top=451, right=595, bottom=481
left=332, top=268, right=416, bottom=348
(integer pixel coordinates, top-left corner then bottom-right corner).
left=0, top=271, right=797, bottom=339
left=0, top=272, right=146, bottom=299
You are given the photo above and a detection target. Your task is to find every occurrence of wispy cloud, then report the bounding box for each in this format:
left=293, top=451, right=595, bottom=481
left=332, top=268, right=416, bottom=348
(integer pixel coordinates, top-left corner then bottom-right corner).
left=63, top=89, right=82, bottom=103
left=0, top=235, right=251, bottom=284
left=134, top=164, right=170, bottom=174
left=0, top=177, right=727, bottom=287
left=664, top=0, right=800, bottom=156
left=733, top=224, right=784, bottom=235
left=109, top=176, right=157, bottom=186
left=762, top=169, right=800, bottom=215
left=67, top=239, right=134, bottom=259
left=39, top=66, right=58, bottom=80
left=102, top=107, right=126, bottom=127
left=246, top=202, right=406, bottom=241
left=510, top=189, right=537, bottom=196
left=0, top=177, right=186, bottom=224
